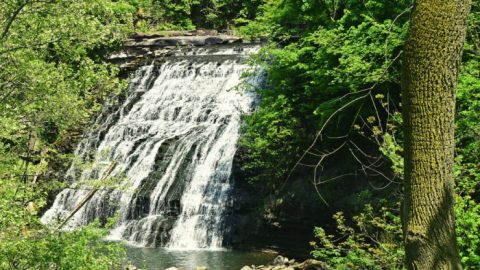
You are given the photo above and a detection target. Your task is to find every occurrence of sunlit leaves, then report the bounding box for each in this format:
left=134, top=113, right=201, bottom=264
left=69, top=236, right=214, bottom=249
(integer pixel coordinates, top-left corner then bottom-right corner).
left=0, top=1, right=133, bottom=268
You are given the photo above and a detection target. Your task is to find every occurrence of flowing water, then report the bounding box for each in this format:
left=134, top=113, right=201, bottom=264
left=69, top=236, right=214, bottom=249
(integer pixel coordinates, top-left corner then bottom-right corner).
left=42, top=44, right=262, bottom=250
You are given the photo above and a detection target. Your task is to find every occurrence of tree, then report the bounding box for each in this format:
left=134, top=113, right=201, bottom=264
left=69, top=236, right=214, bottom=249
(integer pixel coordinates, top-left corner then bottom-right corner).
left=402, top=0, right=472, bottom=269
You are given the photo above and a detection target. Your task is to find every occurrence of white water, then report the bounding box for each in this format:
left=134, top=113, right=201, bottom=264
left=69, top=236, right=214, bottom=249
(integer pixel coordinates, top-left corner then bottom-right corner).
left=42, top=45, right=262, bottom=249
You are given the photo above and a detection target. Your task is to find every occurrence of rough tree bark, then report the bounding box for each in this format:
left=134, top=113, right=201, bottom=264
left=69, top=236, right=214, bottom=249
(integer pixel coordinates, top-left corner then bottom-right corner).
left=402, top=0, right=472, bottom=269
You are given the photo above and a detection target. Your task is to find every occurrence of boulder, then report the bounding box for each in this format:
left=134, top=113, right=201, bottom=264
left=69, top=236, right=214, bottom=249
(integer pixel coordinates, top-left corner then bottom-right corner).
left=298, top=259, right=329, bottom=270
left=245, top=256, right=329, bottom=270
left=273, top=255, right=289, bottom=266
left=271, top=266, right=294, bottom=270
left=205, top=37, right=224, bottom=45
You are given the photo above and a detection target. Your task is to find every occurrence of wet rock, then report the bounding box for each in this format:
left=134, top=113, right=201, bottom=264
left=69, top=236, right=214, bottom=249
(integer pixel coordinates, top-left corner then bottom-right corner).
left=196, top=267, right=208, bottom=270
left=241, top=257, right=329, bottom=270
left=272, top=266, right=293, bottom=270
left=273, top=255, right=289, bottom=266
left=165, top=267, right=184, bottom=270
left=298, top=259, right=329, bottom=270
left=205, top=37, right=224, bottom=45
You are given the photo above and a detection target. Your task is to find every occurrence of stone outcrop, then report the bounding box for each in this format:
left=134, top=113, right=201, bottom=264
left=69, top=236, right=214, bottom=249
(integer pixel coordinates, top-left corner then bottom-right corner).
left=108, top=30, right=247, bottom=71
left=124, top=34, right=241, bottom=47
left=241, top=256, right=329, bottom=270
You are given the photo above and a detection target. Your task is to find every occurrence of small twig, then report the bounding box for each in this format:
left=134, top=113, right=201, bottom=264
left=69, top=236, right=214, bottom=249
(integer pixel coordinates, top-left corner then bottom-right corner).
left=369, top=92, right=383, bottom=133
left=314, top=173, right=357, bottom=185
left=384, top=5, right=413, bottom=64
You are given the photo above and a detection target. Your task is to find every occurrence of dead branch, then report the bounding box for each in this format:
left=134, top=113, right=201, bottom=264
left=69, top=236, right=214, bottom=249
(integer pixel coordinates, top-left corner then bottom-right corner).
left=55, top=161, right=116, bottom=231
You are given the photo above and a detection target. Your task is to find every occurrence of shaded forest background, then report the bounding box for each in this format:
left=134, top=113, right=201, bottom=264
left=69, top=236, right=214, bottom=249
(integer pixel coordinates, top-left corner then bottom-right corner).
left=0, top=0, right=479, bottom=269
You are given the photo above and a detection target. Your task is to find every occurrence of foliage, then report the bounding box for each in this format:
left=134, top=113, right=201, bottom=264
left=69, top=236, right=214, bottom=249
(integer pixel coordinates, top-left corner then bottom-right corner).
left=312, top=157, right=480, bottom=270
left=453, top=4, right=480, bottom=267
left=0, top=0, right=132, bottom=143
left=0, top=173, right=126, bottom=269
left=238, top=1, right=480, bottom=269
left=455, top=187, right=480, bottom=269
left=456, top=57, right=480, bottom=166
left=310, top=45, right=480, bottom=270
left=0, top=0, right=135, bottom=268
left=237, top=0, right=412, bottom=39
left=240, top=94, right=304, bottom=188
left=239, top=0, right=409, bottom=190
left=311, top=203, right=404, bottom=270
left=129, top=0, right=267, bottom=31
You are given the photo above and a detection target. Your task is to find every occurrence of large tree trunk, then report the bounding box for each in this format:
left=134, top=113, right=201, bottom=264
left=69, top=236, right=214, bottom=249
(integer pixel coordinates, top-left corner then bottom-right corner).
left=402, top=0, right=471, bottom=269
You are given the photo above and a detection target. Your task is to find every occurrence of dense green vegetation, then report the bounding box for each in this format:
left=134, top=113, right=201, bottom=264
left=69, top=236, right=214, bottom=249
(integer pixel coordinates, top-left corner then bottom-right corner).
left=0, top=0, right=478, bottom=269
left=239, top=0, right=409, bottom=189
left=237, top=0, right=480, bottom=269
left=0, top=0, right=133, bottom=268
left=127, top=0, right=264, bottom=31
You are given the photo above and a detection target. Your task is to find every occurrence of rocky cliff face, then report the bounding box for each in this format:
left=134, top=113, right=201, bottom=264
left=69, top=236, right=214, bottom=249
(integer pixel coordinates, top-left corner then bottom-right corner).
left=224, top=167, right=328, bottom=258
left=109, top=30, right=246, bottom=72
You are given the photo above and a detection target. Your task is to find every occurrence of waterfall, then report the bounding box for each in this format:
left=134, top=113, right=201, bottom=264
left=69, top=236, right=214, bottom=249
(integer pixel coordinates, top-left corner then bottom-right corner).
left=41, top=44, right=262, bottom=250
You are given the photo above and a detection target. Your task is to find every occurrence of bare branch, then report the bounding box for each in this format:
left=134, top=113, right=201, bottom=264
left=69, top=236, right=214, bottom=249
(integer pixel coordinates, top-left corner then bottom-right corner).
left=0, top=0, right=30, bottom=42
left=56, top=162, right=116, bottom=230
left=284, top=91, right=371, bottom=185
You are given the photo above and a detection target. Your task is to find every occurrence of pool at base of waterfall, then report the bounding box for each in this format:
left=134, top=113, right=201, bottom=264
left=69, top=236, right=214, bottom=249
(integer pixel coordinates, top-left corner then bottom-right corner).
left=125, top=246, right=276, bottom=270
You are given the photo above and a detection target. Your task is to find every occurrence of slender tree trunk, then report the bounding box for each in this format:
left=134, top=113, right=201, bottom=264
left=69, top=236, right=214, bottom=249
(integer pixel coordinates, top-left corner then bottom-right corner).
left=402, top=0, right=471, bottom=269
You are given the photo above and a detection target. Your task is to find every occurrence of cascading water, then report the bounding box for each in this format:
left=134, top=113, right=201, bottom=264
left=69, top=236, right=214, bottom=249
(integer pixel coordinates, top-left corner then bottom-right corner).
left=42, top=44, right=262, bottom=250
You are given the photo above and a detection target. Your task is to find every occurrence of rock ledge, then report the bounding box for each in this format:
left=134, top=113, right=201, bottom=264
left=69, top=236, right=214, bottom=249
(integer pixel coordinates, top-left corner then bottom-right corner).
left=109, top=30, right=250, bottom=71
